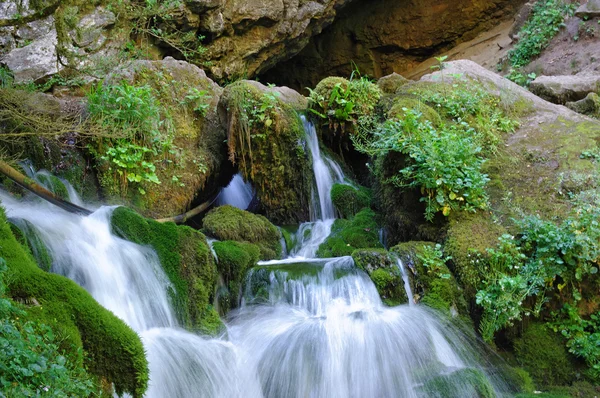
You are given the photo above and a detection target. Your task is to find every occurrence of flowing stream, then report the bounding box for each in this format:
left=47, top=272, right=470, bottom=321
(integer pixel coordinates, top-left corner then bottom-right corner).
left=0, top=119, right=510, bottom=397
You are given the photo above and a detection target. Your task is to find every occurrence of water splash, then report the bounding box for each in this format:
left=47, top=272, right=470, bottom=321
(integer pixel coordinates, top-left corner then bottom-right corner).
left=216, top=173, right=254, bottom=210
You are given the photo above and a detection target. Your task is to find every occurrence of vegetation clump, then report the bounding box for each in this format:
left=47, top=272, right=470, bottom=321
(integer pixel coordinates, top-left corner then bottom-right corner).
left=421, top=368, right=496, bottom=398
left=330, top=183, right=371, bottom=219
left=222, top=81, right=312, bottom=224
left=352, top=249, right=408, bottom=306
left=317, top=208, right=382, bottom=257
left=202, top=205, right=282, bottom=260
left=0, top=206, right=149, bottom=397
left=111, top=206, right=221, bottom=335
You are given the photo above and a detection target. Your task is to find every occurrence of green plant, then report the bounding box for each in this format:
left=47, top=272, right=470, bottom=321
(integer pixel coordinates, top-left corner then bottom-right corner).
left=371, top=111, right=490, bottom=221
left=506, top=70, right=538, bottom=87
left=417, top=244, right=452, bottom=280
left=508, top=0, right=576, bottom=68
left=181, top=88, right=211, bottom=116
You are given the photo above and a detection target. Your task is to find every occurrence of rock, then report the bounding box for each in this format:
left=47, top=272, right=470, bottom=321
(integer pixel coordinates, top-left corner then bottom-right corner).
left=566, top=92, right=600, bottom=116
left=575, top=0, right=600, bottom=19
left=352, top=248, right=409, bottom=306
left=1, top=31, right=60, bottom=82
left=244, top=80, right=308, bottom=110
left=377, top=73, right=409, bottom=94
left=529, top=75, right=600, bottom=104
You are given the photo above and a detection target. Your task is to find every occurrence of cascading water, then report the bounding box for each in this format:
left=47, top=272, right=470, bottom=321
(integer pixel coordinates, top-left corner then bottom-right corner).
left=0, top=117, right=512, bottom=397
left=215, top=173, right=255, bottom=210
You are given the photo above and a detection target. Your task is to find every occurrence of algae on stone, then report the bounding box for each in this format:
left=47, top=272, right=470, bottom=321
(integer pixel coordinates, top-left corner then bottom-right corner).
left=352, top=248, right=408, bottom=306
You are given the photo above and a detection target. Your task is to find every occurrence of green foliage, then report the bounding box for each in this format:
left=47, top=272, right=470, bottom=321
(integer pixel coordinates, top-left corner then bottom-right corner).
left=421, top=368, right=495, bottom=398
left=513, top=323, right=576, bottom=386
left=87, top=81, right=165, bottom=194
left=317, top=208, right=382, bottom=257
left=330, top=183, right=371, bottom=219
left=0, top=207, right=148, bottom=397
left=0, top=258, right=97, bottom=397
left=507, top=0, right=577, bottom=69
left=506, top=70, right=537, bottom=87
left=202, top=205, right=282, bottom=260
left=212, top=241, right=260, bottom=312
left=369, top=111, right=490, bottom=221
left=551, top=305, right=600, bottom=381
left=111, top=207, right=220, bottom=334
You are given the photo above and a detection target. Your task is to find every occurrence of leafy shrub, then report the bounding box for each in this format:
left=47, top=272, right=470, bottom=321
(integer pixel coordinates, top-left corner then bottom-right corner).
left=370, top=111, right=490, bottom=221
left=508, top=0, right=577, bottom=69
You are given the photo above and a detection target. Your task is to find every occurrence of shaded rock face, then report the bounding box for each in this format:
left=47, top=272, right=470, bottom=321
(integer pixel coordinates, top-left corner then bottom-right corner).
left=530, top=75, right=600, bottom=105
left=262, top=0, right=524, bottom=91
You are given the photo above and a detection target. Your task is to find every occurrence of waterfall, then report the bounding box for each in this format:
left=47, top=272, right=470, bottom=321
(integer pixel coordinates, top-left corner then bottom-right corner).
left=0, top=191, right=262, bottom=398
left=216, top=173, right=255, bottom=210
left=395, top=256, right=415, bottom=306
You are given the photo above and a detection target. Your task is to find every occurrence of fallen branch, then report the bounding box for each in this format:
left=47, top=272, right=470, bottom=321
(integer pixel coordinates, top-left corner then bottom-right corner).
left=0, top=160, right=92, bottom=216
left=155, top=193, right=219, bottom=224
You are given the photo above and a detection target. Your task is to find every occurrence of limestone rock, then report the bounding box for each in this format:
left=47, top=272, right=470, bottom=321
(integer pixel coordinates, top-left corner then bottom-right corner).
left=575, top=0, right=600, bottom=18
left=530, top=75, right=600, bottom=104
left=566, top=92, right=600, bottom=116
left=244, top=80, right=307, bottom=110
left=1, top=30, right=60, bottom=82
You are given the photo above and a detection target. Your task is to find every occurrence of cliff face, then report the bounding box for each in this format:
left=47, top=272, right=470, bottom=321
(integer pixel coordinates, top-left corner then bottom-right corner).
left=262, top=0, right=525, bottom=90
left=0, top=0, right=522, bottom=85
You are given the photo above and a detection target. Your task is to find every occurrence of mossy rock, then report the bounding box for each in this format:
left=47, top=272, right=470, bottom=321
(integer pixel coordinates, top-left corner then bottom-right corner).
left=34, top=172, right=69, bottom=200
left=212, top=240, right=260, bottom=312
left=392, top=241, right=467, bottom=315
left=377, top=73, right=410, bottom=94
left=317, top=208, right=382, bottom=257
left=352, top=248, right=407, bottom=306
left=111, top=206, right=222, bottom=335
left=502, top=367, right=535, bottom=395
left=0, top=206, right=148, bottom=397
left=220, top=81, right=313, bottom=224
left=279, top=225, right=298, bottom=255
left=202, top=205, right=282, bottom=260
left=387, top=96, right=442, bottom=127
left=330, top=183, right=371, bottom=219
left=444, top=212, right=505, bottom=300
left=513, top=323, right=576, bottom=387
left=8, top=218, right=53, bottom=272
left=421, top=368, right=496, bottom=398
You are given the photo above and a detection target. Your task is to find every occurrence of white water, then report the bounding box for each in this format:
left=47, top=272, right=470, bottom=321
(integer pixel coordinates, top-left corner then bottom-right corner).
left=396, top=256, right=415, bottom=306
left=216, top=173, right=254, bottom=210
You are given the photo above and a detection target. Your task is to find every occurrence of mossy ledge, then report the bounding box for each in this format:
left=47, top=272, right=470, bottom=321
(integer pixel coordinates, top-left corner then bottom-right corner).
left=0, top=206, right=148, bottom=397
left=352, top=248, right=408, bottom=306
left=110, top=206, right=222, bottom=335
left=202, top=205, right=282, bottom=260
left=317, top=208, right=382, bottom=257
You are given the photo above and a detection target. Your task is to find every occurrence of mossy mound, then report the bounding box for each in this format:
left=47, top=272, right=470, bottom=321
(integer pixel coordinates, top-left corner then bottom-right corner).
left=377, top=73, right=410, bottom=94
left=8, top=218, right=53, bottom=272
left=444, top=212, right=505, bottom=300
left=202, top=205, right=282, bottom=260
left=387, top=96, right=442, bottom=127
left=111, top=206, right=221, bottom=335
left=0, top=206, right=148, bottom=397
left=392, top=241, right=467, bottom=315
left=92, top=58, right=227, bottom=218
left=34, top=172, right=69, bottom=200
left=212, top=240, right=260, bottom=313
left=421, top=368, right=496, bottom=398
left=513, top=323, right=576, bottom=386
left=317, top=208, right=382, bottom=257
left=279, top=226, right=297, bottom=255
left=330, top=183, right=371, bottom=219
left=352, top=248, right=408, bottom=306
left=220, top=80, right=313, bottom=224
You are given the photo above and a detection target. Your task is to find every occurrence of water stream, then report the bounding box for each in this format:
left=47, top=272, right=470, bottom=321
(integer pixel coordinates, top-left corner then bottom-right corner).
left=0, top=119, right=510, bottom=397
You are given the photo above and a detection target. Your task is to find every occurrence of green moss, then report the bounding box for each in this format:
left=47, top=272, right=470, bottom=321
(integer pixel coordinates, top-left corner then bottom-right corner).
left=111, top=206, right=220, bottom=334
left=34, top=173, right=69, bottom=200
left=222, top=81, right=313, bottom=224
left=330, top=183, right=371, bottom=219
left=392, top=241, right=467, bottom=315
left=212, top=240, right=260, bottom=312
left=513, top=323, right=576, bottom=386
left=387, top=96, right=442, bottom=127
left=202, top=205, right=282, bottom=260
left=352, top=248, right=408, bottom=306
left=444, top=212, right=505, bottom=300
left=503, top=367, right=535, bottom=395
left=0, top=206, right=148, bottom=397
left=421, top=368, right=496, bottom=398
left=317, top=208, right=382, bottom=257
left=9, top=219, right=53, bottom=272
left=377, top=73, right=410, bottom=94
left=279, top=226, right=297, bottom=254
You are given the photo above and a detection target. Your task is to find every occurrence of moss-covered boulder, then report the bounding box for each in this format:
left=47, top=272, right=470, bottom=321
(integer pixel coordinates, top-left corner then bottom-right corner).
left=377, top=73, right=410, bottom=94
left=111, top=206, right=221, bottom=335
left=0, top=206, right=148, bottom=397
left=317, top=208, right=382, bottom=257
left=8, top=218, right=53, bottom=272
left=513, top=323, right=576, bottom=386
left=220, top=80, right=313, bottom=224
left=352, top=248, right=408, bottom=306
left=330, top=183, right=371, bottom=219
left=421, top=368, right=496, bottom=398
left=212, top=240, right=260, bottom=313
left=202, top=205, right=282, bottom=260
left=387, top=96, right=442, bottom=127
left=392, top=241, right=467, bottom=315
left=91, top=58, right=228, bottom=219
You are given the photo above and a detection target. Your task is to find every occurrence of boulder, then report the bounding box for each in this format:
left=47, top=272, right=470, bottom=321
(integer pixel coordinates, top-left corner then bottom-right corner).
left=529, top=75, right=600, bottom=104
left=575, top=0, right=600, bottom=19
left=566, top=92, right=600, bottom=116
